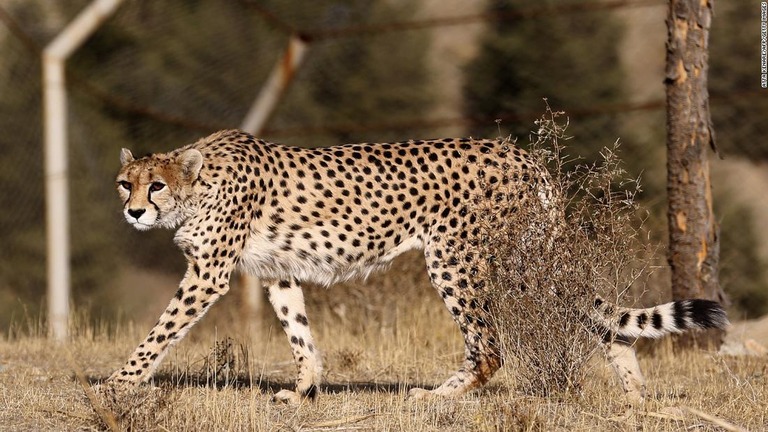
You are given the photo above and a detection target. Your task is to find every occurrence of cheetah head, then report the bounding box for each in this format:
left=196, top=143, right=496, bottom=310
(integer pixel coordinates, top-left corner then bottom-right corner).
left=116, top=148, right=203, bottom=230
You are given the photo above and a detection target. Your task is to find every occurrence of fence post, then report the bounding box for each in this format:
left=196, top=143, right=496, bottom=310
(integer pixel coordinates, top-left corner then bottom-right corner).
left=43, top=0, right=125, bottom=341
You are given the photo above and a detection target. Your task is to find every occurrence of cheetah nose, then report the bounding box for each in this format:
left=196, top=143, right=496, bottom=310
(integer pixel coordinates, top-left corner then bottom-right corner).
left=127, top=208, right=146, bottom=219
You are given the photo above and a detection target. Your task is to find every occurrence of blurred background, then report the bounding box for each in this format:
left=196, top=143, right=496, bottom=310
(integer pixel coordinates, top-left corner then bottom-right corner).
left=0, top=0, right=765, bottom=331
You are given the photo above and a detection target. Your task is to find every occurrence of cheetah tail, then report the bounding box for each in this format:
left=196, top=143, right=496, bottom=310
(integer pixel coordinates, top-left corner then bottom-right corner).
left=592, top=295, right=729, bottom=339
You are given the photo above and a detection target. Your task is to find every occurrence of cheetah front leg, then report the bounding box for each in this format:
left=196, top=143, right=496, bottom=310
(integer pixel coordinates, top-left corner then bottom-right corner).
left=107, top=259, right=231, bottom=385
left=266, top=278, right=323, bottom=404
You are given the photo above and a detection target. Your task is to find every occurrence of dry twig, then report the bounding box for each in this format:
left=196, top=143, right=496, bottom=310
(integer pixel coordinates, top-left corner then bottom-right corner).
left=682, top=406, right=748, bottom=432
left=64, top=350, right=120, bottom=432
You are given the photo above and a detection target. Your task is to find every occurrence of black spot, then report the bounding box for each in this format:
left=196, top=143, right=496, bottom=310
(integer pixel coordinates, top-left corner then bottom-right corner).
left=185, top=308, right=197, bottom=316
left=295, top=314, right=309, bottom=326
left=184, top=296, right=196, bottom=306
left=619, top=312, right=631, bottom=328
left=673, top=301, right=688, bottom=330
left=636, top=312, right=647, bottom=329
left=156, top=334, right=166, bottom=343
left=594, top=297, right=603, bottom=308
left=278, top=280, right=291, bottom=289
left=652, top=312, right=663, bottom=330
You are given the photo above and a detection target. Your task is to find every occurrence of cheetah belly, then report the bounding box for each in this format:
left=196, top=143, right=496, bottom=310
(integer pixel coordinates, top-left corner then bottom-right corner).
left=239, top=231, right=424, bottom=286
left=376, top=236, right=423, bottom=263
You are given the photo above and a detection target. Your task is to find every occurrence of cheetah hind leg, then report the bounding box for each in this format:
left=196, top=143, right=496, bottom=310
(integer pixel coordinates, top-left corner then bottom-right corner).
left=603, top=336, right=646, bottom=406
left=407, top=297, right=501, bottom=400
left=266, top=279, right=323, bottom=405
left=408, top=251, right=502, bottom=400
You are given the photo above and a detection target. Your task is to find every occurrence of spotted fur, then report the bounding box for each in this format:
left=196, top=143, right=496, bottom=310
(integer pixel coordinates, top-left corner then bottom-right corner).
left=110, top=129, right=728, bottom=404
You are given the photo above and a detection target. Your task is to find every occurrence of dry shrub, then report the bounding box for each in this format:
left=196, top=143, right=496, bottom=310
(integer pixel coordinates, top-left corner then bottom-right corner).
left=198, top=337, right=237, bottom=383
left=477, top=107, right=648, bottom=397
left=331, top=347, right=365, bottom=372
left=173, top=336, right=252, bottom=387
left=91, top=384, right=177, bottom=431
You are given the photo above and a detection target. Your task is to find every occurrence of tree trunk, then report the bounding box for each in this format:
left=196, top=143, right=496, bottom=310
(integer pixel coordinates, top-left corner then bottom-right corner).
left=665, top=0, right=726, bottom=348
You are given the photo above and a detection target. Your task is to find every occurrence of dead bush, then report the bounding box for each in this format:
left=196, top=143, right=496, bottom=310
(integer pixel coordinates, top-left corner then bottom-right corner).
left=474, top=107, right=649, bottom=397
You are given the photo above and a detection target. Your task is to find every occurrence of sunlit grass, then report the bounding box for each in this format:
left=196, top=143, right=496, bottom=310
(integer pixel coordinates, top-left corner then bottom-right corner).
left=0, top=279, right=764, bottom=431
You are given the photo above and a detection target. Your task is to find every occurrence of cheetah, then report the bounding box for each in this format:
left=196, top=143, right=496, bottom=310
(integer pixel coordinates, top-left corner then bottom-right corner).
left=111, top=129, right=728, bottom=404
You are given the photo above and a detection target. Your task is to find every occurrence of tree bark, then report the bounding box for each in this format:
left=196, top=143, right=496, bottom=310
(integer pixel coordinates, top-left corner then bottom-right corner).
left=665, top=0, right=726, bottom=348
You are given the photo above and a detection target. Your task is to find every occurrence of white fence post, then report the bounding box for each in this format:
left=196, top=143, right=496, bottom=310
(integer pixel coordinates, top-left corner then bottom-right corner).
left=43, top=0, right=125, bottom=341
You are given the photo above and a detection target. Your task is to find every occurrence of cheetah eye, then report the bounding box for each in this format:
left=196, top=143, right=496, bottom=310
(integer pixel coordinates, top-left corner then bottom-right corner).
left=149, top=182, right=165, bottom=192
left=118, top=181, right=132, bottom=191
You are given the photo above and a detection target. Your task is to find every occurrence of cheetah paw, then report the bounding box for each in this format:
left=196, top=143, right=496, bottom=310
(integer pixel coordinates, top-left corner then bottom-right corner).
left=91, top=380, right=126, bottom=397
left=272, top=389, right=304, bottom=405
left=88, top=380, right=133, bottom=406
left=91, top=380, right=159, bottom=401
left=89, top=383, right=111, bottom=400
left=407, top=387, right=433, bottom=401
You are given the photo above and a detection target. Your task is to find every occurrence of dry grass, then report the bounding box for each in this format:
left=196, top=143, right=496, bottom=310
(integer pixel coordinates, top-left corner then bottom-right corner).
left=1, top=273, right=766, bottom=431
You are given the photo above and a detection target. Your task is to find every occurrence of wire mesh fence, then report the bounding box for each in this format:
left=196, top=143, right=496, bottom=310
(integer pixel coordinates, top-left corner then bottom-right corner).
left=0, top=0, right=765, bottom=328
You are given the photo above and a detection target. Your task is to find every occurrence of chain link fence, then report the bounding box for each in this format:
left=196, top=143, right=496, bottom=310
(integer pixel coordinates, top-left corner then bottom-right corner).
left=0, top=0, right=765, bottom=329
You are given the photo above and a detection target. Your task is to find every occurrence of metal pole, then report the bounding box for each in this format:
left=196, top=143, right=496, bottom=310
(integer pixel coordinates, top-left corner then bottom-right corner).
left=43, top=0, right=124, bottom=341
left=43, top=60, right=70, bottom=341
left=239, top=35, right=309, bottom=317
left=241, top=35, right=309, bottom=134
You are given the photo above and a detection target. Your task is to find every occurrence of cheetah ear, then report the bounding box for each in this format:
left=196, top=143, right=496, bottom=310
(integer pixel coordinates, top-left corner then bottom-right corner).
left=120, top=148, right=134, bottom=166
left=178, top=149, right=203, bottom=180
